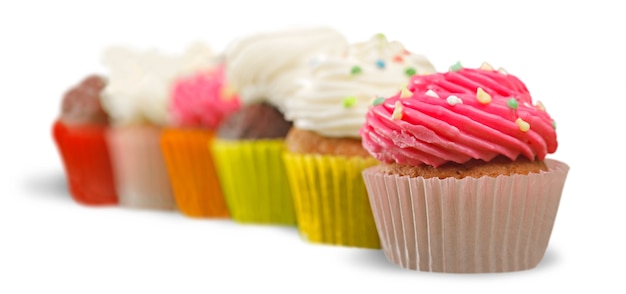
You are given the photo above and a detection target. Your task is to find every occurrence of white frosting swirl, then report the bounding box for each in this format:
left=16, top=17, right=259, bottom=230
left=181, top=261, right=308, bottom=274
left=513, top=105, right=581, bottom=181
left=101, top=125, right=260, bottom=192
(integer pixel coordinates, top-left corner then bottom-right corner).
left=101, top=43, right=215, bottom=126
left=225, top=26, right=349, bottom=112
left=284, top=34, right=436, bottom=138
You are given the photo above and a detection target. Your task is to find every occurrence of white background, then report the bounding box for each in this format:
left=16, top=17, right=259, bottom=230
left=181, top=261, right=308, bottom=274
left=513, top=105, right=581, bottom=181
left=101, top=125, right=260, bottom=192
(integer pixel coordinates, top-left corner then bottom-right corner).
left=1, top=0, right=624, bottom=293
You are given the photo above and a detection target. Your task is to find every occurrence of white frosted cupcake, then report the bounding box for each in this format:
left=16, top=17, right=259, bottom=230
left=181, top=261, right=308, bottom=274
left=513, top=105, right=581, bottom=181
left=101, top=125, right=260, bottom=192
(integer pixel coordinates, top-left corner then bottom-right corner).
left=282, top=33, right=436, bottom=248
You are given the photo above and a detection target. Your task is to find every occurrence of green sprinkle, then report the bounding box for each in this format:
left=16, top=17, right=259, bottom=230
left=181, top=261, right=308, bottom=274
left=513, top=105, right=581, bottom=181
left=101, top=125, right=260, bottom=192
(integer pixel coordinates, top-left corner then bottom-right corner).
left=405, top=67, right=416, bottom=77
left=372, top=96, right=386, bottom=106
left=350, top=65, right=362, bottom=75
left=343, top=96, right=357, bottom=108
left=552, top=120, right=557, bottom=130
left=449, top=61, right=463, bottom=72
left=506, top=98, right=519, bottom=109
left=376, top=33, right=386, bottom=40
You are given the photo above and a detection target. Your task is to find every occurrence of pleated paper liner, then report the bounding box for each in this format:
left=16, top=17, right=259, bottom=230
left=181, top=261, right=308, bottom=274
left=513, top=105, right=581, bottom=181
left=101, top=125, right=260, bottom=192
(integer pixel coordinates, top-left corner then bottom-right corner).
left=212, top=139, right=295, bottom=225
left=284, top=153, right=380, bottom=249
left=362, top=159, right=569, bottom=273
left=107, top=125, right=175, bottom=210
left=52, top=120, right=118, bottom=205
left=160, top=128, right=229, bottom=218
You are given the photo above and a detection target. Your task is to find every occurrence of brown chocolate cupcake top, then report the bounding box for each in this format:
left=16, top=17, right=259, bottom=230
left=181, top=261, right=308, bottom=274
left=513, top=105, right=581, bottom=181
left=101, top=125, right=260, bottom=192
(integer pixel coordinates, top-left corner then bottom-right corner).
left=59, top=75, right=109, bottom=125
left=216, top=102, right=292, bottom=140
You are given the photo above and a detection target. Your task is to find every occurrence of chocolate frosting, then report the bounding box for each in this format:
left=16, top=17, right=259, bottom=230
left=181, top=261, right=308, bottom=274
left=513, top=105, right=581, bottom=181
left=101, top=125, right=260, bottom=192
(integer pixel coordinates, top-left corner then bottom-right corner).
left=217, top=102, right=292, bottom=140
left=60, top=75, right=109, bottom=125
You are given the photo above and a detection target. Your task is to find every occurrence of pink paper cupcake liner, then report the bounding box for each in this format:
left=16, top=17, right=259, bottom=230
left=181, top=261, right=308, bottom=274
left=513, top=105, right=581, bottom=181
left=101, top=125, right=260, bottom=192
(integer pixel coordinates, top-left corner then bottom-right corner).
left=362, top=159, right=569, bottom=273
left=107, top=126, right=175, bottom=210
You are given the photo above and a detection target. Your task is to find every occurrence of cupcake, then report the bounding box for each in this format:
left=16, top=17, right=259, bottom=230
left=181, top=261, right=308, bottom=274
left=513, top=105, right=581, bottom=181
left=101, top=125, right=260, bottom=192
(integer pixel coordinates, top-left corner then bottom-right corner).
left=282, top=34, right=435, bottom=248
left=211, top=26, right=349, bottom=225
left=101, top=43, right=214, bottom=210
left=52, top=75, right=118, bottom=205
left=160, top=63, right=240, bottom=218
left=360, top=64, right=569, bottom=273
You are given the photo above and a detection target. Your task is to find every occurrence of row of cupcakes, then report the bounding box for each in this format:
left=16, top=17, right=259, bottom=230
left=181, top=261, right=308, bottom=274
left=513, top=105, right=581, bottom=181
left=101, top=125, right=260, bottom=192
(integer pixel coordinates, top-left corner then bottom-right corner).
left=52, top=26, right=568, bottom=273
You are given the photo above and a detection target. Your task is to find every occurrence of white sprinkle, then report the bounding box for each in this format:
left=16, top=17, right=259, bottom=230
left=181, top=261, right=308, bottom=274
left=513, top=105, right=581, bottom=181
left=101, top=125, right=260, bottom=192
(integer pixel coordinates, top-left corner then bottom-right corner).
left=425, top=89, right=439, bottom=98
left=446, top=95, right=463, bottom=106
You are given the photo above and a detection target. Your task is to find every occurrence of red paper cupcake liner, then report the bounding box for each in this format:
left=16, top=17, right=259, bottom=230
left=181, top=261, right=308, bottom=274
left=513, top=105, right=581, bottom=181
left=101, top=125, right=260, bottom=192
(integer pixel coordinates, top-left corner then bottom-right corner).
left=52, top=120, right=118, bottom=205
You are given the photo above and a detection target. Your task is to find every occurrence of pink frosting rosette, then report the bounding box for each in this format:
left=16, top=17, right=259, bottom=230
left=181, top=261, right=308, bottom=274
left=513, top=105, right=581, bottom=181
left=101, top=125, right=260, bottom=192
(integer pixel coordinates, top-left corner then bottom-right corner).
left=169, top=65, right=240, bottom=129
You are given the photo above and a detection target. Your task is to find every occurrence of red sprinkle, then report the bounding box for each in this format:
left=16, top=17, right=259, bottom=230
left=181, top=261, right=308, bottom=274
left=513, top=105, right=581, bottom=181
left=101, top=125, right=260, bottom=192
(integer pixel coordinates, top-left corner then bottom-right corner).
left=393, top=55, right=404, bottom=62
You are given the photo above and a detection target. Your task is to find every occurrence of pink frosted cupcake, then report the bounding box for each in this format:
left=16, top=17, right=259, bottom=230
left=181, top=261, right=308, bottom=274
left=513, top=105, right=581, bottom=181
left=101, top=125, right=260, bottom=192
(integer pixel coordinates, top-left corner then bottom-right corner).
left=160, top=64, right=240, bottom=217
left=101, top=43, right=215, bottom=210
left=361, top=63, right=569, bottom=273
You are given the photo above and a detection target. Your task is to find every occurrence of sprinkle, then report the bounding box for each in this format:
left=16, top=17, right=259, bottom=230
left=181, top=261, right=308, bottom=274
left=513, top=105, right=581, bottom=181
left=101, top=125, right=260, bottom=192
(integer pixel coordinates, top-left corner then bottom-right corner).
left=446, top=95, right=463, bottom=106
left=449, top=61, right=463, bottom=72
left=350, top=65, right=362, bottom=75
left=400, top=87, right=413, bottom=98
left=403, top=49, right=410, bottom=55
left=376, top=59, right=385, bottom=69
left=476, top=87, right=492, bottom=104
left=392, top=101, right=403, bottom=120
left=516, top=118, right=530, bottom=132
left=536, top=101, right=546, bottom=111
left=393, top=55, right=404, bottom=63
left=376, top=33, right=386, bottom=40
left=498, top=67, right=508, bottom=75
left=405, top=67, right=416, bottom=77
left=506, top=98, right=519, bottom=109
left=551, top=120, right=557, bottom=129
left=343, top=96, right=357, bottom=108
left=425, top=89, right=439, bottom=98
left=372, top=96, right=386, bottom=106
left=220, top=85, right=236, bottom=100
left=480, top=62, right=494, bottom=71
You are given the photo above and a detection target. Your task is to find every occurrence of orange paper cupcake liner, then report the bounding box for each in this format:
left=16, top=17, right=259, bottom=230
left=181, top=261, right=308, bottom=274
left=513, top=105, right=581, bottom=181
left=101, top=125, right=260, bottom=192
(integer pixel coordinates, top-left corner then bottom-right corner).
left=160, top=129, right=229, bottom=218
left=52, top=120, right=118, bottom=205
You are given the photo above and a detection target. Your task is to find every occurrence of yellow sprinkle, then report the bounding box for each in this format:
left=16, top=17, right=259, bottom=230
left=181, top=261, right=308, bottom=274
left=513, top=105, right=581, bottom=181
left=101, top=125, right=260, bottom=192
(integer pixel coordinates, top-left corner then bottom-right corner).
left=536, top=101, right=546, bottom=111
left=425, top=89, right=439, bottom=98
left=516, top=118, right=530, bottom=132
left=480, top=62, right=494, bottom=71
left=476, top=87, right=492, bottom=104
left=498, top=67, right=508, bottom=75
left=400, top=87, right=413, bottom=98
left=220, top=85, right=236, bottom=100
left=392, top=101, right=403, bottom=120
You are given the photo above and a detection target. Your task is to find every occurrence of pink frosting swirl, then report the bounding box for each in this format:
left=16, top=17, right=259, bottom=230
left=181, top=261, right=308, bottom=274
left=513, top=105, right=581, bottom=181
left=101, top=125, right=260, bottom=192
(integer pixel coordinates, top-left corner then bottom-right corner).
left=169, top=65, right=240, bottom=129
left=361, top=69, right=557, bottom=167
left=409, top=67, right=531, bottom=102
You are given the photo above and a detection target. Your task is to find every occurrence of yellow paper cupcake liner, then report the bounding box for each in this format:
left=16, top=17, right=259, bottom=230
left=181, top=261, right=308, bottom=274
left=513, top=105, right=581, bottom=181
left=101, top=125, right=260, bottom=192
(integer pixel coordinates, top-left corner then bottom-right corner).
left=161, top=129, right=229, bottom=218
left=212, top=139, right=296, bottom=225
left=283, top=153, right=380, bottom=249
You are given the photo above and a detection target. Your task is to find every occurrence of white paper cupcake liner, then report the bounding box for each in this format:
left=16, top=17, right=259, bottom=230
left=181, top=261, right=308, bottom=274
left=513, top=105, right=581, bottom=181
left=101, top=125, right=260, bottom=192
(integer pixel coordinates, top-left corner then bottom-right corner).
left=362, top=159, right=569, bottom=273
